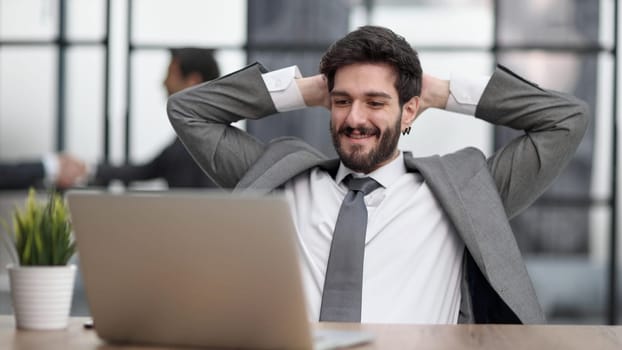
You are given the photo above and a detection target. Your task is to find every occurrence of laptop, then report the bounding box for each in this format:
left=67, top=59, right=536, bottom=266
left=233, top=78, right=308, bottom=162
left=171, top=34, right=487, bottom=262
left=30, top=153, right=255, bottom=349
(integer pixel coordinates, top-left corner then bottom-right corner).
left=67, top=190, right=373, bottom=350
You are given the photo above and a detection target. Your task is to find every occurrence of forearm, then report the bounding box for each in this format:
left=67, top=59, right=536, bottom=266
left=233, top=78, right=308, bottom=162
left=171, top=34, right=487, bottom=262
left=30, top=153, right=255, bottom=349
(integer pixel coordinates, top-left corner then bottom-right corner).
left=0, top=162, right=45, bottom=190
left=167, top=63, right=273, bottom=188
left=168, top=64, right=277, bottom=127
left=477, top=69, right=587, bottom=133
left=480, top=66, right=589, bottom=218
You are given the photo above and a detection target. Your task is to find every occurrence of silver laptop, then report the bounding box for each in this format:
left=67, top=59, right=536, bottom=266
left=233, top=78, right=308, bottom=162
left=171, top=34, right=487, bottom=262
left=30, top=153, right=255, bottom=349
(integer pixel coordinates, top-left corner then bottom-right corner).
left=67, top=190, right=372, bottom=350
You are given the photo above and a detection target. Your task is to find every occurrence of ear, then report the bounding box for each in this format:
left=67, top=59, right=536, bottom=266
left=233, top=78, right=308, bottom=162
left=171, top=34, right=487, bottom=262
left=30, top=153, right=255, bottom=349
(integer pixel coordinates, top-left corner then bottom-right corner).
left=400, top=95, right=420, bottom=131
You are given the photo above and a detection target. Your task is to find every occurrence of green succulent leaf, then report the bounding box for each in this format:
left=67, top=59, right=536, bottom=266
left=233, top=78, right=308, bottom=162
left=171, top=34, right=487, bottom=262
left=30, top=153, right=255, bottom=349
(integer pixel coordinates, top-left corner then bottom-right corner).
left=3, top=188, right=75, bottom=266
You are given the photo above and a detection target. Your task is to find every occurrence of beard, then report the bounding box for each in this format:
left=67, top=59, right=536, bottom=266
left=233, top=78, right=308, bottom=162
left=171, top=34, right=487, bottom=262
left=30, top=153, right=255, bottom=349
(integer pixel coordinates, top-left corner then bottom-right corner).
left=330, top=115, right=401, bottom=174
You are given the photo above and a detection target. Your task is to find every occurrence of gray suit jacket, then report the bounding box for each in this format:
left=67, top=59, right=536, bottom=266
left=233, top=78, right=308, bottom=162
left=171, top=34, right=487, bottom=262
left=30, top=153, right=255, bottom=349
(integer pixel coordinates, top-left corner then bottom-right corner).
left=167, top=63, right=589, bottom=324
left=0, top=161, right=46, bottom=190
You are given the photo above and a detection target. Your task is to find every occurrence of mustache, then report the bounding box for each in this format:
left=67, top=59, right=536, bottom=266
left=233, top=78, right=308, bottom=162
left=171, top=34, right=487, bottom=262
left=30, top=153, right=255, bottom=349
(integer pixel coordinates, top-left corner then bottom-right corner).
left=338, top=125, right=381, bottom=137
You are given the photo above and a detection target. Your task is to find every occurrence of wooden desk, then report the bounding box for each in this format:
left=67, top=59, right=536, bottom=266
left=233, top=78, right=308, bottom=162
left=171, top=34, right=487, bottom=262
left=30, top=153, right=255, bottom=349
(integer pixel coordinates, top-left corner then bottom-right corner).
left=0, top=315, right=620, bottom=349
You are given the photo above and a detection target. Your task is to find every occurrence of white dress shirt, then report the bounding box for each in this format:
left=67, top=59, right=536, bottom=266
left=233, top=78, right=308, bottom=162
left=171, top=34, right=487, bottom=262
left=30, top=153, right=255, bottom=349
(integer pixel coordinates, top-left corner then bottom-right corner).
left=263, top=66, right=489, bottom=324
left=42, top=154, right=59, bottom=186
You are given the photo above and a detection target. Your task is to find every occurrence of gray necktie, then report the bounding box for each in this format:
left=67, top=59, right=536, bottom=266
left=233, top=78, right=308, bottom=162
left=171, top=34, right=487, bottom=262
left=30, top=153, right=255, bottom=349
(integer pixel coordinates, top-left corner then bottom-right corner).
left=319, top=175, right=382, bottom=322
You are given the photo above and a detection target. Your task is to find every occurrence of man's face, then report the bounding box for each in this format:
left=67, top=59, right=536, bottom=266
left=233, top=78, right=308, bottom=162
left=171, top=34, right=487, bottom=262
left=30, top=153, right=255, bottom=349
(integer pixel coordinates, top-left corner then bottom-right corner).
left=329, top=63, right=413, bottom=174
left=163, top=59, right=192, bottom=96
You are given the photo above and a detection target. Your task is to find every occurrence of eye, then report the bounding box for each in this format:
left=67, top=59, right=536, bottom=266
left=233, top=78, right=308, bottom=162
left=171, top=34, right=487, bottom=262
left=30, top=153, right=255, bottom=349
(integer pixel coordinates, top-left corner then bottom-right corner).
left=333, top=99, right=351, bottom=106
left=368, top=101, right=385, bottom=108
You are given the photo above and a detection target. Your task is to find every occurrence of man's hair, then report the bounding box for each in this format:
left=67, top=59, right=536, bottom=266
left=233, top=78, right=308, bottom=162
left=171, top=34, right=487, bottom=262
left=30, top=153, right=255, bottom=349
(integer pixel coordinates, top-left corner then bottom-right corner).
left=169, top=48, right=220, bottom=83
left=319, top=26, right=422, bottom=105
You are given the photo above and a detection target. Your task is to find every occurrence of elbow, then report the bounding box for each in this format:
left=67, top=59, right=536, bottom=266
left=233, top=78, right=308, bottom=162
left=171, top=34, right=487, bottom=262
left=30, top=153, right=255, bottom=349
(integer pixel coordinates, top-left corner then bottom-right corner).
left=166, top=90, right=196, bottom=139
left=166, top=92, right=183, bottom=128
left=569, top=97, right=590, bottom=143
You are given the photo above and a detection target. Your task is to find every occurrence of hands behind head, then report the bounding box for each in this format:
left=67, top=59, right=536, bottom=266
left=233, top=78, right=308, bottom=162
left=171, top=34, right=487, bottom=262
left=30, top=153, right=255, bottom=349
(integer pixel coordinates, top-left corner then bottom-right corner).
left=296, top=74, right=331, bottom=110
left=56, top=154, right=87, bottom=189
left=296, top=72, right=449, bottom=117
left=416, top=73, right=450, bottom=118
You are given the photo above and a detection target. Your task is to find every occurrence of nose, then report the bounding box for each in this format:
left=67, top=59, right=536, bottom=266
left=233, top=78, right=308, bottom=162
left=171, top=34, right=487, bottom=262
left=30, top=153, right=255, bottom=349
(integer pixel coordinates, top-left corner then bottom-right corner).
left=345, top=100, right=367, bottom=126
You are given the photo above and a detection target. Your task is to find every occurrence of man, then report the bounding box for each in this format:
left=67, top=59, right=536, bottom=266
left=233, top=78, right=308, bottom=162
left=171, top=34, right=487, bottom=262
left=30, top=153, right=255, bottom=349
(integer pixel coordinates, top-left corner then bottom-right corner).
left=167, top=26, right=588, bottom=324
left=0, top=154, right=86, bottom=190
left=92, top=48, right=219, bottom=188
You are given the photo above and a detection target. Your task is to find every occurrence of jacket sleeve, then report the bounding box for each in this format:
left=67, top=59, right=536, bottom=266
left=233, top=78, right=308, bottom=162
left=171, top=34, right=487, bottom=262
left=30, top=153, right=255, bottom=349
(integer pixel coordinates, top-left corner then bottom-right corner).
left=478, top=65, right=590, bottom=219
left=167, top=63, right=277, bottom=188
left=93, top=162, right=158, bottom=186
left=0, top=162, right=45, bottom=190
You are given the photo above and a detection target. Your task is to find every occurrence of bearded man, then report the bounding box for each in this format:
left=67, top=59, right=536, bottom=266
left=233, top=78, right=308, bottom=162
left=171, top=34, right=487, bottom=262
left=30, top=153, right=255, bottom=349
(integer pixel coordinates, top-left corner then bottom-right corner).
left=167, top=26, right=588, bottom=324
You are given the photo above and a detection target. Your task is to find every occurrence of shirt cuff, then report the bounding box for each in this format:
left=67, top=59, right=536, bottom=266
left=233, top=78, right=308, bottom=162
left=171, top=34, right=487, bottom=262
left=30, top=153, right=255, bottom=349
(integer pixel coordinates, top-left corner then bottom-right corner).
left=42, top=153, right=59, bottom=186
left=445, top=74, right=491, bottom=116
left=261, top=66, right=306, bottom=112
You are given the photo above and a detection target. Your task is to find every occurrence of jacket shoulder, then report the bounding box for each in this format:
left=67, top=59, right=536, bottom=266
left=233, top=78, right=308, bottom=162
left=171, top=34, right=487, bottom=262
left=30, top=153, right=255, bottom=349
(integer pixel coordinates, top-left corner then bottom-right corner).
left=441, top=147, right=488, bottom=178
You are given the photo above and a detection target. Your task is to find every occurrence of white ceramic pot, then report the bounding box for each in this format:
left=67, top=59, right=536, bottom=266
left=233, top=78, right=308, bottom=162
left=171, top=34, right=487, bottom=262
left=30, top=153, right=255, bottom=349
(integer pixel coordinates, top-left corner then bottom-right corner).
left=7, top=264, right=77, bottom=330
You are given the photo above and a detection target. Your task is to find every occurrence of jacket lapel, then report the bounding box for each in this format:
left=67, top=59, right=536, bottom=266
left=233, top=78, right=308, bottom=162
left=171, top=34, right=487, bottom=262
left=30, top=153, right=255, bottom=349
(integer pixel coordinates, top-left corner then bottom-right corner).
left=403, top=153, right=481, bottom=261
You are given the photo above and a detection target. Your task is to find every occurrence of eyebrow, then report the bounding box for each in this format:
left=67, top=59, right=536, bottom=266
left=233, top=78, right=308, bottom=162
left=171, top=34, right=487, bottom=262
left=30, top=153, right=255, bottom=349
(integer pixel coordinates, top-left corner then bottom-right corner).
left=330, top=90, right=392, bottom=99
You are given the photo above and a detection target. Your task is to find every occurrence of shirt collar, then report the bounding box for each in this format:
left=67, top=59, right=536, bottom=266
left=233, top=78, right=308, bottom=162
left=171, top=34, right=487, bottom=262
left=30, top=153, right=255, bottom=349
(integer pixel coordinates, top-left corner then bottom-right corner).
left=335, top=152, right=407, bottom=189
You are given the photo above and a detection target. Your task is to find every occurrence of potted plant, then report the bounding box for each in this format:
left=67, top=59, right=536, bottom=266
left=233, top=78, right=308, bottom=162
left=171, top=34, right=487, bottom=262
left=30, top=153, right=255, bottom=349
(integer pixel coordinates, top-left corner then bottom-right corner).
left=1, top=188, right=76, bottom=330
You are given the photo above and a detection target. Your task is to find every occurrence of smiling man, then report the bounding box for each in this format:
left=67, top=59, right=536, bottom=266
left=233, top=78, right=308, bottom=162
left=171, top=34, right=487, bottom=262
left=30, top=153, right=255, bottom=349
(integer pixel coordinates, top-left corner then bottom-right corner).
left=329, top=63, right=414, bottom=174
left=167, top=26, right=588, bottom=324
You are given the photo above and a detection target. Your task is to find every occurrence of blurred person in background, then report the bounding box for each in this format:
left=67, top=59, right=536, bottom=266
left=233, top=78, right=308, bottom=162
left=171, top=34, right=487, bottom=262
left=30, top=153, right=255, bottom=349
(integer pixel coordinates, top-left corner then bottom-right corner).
left=90, top=48, right=220, bottom=189
left=0, top=154, right=86, bottom=190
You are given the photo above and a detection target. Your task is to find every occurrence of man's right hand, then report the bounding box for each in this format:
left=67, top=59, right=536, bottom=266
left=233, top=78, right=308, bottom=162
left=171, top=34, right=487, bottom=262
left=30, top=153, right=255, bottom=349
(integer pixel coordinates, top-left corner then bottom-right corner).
left=296, top=74, right=330, bottom=109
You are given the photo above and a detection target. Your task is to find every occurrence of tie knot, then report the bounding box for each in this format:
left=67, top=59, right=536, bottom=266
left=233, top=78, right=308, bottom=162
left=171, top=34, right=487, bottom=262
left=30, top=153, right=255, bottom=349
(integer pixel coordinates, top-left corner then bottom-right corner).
left=343, top=175, right=382, bottom=195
